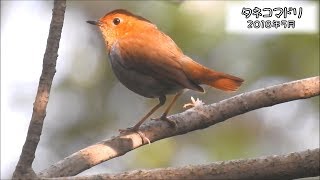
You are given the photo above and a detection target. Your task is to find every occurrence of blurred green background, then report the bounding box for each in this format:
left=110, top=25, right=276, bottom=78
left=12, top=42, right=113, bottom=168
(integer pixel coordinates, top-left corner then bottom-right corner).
left=1, top=1, right=319, bottom=178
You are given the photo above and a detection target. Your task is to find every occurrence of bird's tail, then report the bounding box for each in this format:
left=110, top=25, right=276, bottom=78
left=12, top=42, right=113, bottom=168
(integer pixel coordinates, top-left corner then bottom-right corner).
left=200, top=71, right=244, bottom=91
left=181, top=57, right=244, bottom=91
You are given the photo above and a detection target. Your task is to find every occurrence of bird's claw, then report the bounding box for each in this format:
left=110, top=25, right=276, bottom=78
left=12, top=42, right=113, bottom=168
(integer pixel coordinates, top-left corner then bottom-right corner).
left=119, top=127, right=151, bottom=144
left=152, top=116, right=177, bottom=128
left=183, top=96, right=205, bottom=108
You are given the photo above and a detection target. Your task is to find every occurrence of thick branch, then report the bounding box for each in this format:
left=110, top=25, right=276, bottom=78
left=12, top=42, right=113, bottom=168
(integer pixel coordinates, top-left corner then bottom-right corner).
left=39, top=76, right=319, bottom=177
left=12, top=0, right=66, bottom=179
left=49, top=148, right=320, bottom=180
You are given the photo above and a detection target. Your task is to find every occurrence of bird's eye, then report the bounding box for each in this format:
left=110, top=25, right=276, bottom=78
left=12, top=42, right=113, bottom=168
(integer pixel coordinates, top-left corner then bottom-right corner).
left=113, top=18, right=121, bottom=25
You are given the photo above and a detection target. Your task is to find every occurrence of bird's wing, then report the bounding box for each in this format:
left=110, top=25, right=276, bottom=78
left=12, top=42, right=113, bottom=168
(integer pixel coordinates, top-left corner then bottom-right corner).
left=110, top=31, right=204, bottom=92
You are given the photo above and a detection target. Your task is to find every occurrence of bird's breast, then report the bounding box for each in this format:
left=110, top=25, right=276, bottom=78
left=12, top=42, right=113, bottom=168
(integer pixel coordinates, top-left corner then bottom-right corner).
left=108, top=48, right=182, bottom=98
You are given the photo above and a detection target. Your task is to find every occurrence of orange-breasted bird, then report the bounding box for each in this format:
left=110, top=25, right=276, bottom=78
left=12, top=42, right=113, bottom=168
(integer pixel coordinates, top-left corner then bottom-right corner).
left=87, top=9, right=244, bottom=133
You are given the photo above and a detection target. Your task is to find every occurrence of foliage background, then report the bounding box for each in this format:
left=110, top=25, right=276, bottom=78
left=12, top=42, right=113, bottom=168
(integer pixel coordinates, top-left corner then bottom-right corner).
left=1, top=1, right=319, bottom=178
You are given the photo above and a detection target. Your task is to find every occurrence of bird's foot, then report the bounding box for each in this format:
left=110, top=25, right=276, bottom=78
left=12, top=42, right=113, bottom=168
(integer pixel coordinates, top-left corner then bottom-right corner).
left=119, top=127, right=150, bottom=144
left=152, top=115, right=177, bottom=128
left=183, top=96, right=205, bottom=109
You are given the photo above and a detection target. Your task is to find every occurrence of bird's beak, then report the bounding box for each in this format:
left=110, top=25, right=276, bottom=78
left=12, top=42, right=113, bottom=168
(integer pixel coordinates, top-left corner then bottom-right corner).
left=86, top=20, right=101, bottom=26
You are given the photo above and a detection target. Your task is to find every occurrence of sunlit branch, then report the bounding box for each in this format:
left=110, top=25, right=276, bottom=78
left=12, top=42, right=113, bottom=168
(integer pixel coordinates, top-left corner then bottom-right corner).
left=47, top=148, right=320, bottom=180
left=39, top=76, right=319, bottom=178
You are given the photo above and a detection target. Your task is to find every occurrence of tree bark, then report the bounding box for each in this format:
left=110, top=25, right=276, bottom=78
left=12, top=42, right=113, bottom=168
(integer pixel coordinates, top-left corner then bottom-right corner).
left=12, top=1, right=66, bottom=179
left=47, top=148, right=320, bottom=180
left=39, top=76, right=320, bottom=178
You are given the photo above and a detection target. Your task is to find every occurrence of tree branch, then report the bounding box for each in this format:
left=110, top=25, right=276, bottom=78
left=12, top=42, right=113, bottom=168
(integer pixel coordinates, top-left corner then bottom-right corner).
left=39, top=76, right=319, bottom=177
left=47, top=148, right=320, bottom=180
left=12, top=0, right=66, bottom=179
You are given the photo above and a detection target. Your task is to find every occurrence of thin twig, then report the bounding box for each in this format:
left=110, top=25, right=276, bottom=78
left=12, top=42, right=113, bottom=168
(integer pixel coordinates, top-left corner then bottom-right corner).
left=39, top=76, right=319, bottom=177
left=12, top=0, right=66, bottom=179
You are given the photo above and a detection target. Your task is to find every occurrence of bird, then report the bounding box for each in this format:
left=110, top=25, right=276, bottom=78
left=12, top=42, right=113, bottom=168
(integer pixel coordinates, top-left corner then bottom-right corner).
left=87, top=9, right=244, bottom=134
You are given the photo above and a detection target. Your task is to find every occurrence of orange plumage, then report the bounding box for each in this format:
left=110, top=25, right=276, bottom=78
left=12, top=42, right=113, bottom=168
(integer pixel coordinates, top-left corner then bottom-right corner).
left=87, top=9, right=244, bottom=132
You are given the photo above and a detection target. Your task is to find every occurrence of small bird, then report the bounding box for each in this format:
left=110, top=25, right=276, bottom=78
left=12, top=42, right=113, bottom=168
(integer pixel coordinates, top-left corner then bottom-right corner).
left=87, top=9, right=244, bottom=133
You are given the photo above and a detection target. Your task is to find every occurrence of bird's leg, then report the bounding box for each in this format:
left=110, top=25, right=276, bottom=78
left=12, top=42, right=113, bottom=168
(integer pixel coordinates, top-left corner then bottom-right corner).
left=119, top=96, right=166, bottom=133
left=157, top=91, right=183, bottom=128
